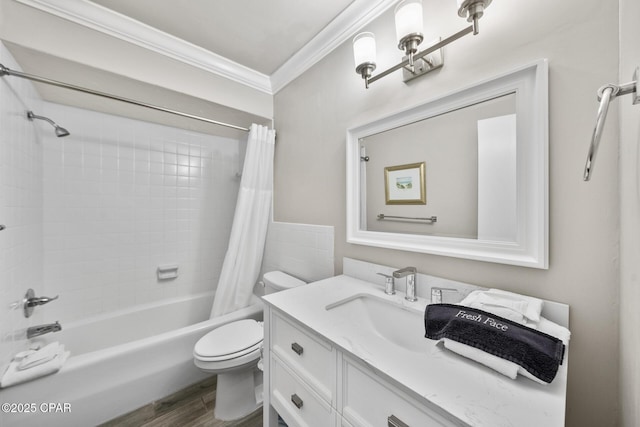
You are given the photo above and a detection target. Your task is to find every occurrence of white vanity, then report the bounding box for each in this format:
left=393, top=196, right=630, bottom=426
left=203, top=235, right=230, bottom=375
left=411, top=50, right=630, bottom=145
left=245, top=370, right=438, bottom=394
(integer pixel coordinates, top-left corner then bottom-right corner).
left=261, top=259, right=568, bottom=427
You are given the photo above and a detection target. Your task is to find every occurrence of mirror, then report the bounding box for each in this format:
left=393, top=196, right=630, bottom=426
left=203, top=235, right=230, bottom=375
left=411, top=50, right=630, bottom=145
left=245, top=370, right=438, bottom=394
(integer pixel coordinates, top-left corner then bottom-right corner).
left=346, top=60, right=548, bottom=268
left=362, top=93, right=516, bottom=240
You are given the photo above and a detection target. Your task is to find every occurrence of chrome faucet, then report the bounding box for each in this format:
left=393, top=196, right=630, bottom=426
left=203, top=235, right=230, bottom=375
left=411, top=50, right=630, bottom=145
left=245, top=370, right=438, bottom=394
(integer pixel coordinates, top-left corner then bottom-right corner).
left=393, top=267, right=418, bottom=302
left=23, top=288, right=59, bottom=318
left=27, top=321, right=62, bottom=339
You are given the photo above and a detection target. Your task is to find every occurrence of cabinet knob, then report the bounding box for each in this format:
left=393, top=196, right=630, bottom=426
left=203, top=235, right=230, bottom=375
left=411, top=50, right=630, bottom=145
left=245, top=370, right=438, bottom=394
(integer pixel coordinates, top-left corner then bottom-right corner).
left=291, top=342, right=304, bottom=355
left=291, top=393, right=304, bottom=409
left=388, top=415, right=410, bottom=427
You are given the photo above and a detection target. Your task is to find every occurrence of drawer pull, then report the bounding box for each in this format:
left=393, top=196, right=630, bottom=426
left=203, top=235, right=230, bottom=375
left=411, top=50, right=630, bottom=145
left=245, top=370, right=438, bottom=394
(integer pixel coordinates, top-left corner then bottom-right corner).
left=388, top=415, right=410, bottom=427
left=291, top=393, right=304, bottom=409
left=291, top=342, right=304, bottom=355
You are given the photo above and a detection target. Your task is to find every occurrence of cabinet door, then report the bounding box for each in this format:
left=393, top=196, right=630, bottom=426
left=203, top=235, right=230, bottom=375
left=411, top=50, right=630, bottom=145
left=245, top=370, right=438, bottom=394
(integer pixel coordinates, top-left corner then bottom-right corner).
left=342, top=357, right=462, bottom=427
left=271, top=311, right=336, bottom=404
left=271, top=353, right=336, bottom=427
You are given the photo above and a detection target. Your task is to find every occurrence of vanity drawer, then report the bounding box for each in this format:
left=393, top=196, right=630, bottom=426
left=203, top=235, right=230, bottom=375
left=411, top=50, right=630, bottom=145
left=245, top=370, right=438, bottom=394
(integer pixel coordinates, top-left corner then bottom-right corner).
left=271, top=353, right=336, bottom=427
left=342, top=358, right=460, bottom=427
left=271, top=310, right=336, bottom=403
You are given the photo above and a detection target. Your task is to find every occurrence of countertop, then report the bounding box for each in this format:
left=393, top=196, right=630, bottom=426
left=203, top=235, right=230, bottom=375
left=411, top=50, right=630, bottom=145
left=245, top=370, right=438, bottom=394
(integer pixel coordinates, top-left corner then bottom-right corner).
left=262, top=274, right=568, bottom=427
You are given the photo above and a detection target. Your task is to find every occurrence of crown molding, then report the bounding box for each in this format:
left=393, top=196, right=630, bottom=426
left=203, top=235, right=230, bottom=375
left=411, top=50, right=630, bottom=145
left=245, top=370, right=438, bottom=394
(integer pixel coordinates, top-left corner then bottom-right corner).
left=15, top=0, right=397, bottom=96
left=15, top=0, right=273, bottom=94
left=271, top=0, right=397, bottom=93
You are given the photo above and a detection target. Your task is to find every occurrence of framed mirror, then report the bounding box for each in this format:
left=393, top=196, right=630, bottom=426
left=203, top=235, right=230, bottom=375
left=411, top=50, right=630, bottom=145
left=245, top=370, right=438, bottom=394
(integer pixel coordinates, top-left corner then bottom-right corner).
left=346, top=60, right=548, bottom=268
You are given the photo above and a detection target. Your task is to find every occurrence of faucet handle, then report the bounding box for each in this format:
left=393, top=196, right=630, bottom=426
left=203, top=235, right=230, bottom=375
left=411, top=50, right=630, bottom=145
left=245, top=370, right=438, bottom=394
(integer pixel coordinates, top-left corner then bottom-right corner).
left=23, top=289, right=59, bottom=318
left=430, top=287, right=458, bottom=304
left=27, top=295, right=59, bottom=307
left=377, top=273, right=396, bottom=295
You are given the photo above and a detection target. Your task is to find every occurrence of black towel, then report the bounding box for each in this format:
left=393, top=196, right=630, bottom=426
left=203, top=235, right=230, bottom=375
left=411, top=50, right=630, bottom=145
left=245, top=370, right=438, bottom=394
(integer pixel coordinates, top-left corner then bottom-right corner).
left=424, top=304, right=565, bottom=383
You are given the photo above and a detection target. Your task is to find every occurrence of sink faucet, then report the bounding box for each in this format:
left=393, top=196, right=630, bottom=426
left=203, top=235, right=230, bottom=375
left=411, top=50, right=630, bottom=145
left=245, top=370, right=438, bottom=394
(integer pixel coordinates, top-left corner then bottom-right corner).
left=393, top=267, right=417, bottom=302
left=27, top=321, right=62, bottom=339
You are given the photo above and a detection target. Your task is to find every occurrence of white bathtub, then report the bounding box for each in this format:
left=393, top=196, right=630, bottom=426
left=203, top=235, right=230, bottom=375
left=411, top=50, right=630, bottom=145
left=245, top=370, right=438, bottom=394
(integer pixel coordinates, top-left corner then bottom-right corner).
left=0, top=292, right=264, bottom=427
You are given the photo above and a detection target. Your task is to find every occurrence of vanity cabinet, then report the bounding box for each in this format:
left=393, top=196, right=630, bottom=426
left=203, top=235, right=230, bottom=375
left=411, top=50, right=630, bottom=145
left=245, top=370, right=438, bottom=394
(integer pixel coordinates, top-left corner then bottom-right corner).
left=341, top=356, right=459, bottom=427
left=266, top=308, right=462, bottom=427
left=271, top=354, right=336, bottom=426
left=269, top=310, right=337, bottom=426
left=263, top=272, right=568, bottom=426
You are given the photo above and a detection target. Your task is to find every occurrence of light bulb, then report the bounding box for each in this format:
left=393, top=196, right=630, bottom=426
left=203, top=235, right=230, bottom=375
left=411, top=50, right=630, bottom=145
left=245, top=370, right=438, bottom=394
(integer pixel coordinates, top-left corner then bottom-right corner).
left=394, top=0, right=423, bottom=45
left=353, top=32, right=377, bottom=69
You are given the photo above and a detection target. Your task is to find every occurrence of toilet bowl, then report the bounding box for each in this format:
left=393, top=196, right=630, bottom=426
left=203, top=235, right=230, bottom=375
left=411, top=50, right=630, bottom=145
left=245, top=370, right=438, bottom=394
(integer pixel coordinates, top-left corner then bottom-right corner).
left=193, top=271, right=306, bottom=421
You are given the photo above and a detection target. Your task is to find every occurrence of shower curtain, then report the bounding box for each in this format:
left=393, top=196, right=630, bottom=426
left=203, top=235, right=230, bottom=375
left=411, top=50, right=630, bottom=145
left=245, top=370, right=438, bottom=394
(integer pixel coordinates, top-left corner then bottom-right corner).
left=210, top=124, right=275, bottom=317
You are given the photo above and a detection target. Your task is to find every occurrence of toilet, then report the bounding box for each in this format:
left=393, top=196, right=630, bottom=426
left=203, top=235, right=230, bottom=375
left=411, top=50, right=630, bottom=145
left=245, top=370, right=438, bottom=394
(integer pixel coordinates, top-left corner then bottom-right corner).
left=193, top=271, right=306, bottom=421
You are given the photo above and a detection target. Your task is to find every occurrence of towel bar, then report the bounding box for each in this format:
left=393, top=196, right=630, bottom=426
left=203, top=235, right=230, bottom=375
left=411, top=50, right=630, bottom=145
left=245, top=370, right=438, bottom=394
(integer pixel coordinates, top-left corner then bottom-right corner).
left=377, top=214, right=437, bottom=223
left=583, top=67, right=639, bottom=181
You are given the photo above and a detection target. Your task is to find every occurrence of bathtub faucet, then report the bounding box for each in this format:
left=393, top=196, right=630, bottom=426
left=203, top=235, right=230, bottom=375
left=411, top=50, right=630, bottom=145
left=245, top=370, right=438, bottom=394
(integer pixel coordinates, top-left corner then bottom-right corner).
left=27, top=321, right=62, bottom=338
left=23, top=288, right=59, bottom=318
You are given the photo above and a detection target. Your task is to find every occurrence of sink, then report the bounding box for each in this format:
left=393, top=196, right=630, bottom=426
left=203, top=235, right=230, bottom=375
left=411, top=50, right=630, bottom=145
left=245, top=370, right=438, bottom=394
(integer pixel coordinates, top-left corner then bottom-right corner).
left=326, top=293, right=427, bottom=353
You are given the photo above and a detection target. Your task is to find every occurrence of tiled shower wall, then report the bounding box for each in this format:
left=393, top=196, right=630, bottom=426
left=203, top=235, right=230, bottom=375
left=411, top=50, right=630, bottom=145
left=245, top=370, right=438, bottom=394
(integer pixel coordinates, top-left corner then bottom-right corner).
left=40, top=102, right=244, bottom=323
left=0, top=44, right=44, bottom=372
left=0, top=42, right=244, bottom=373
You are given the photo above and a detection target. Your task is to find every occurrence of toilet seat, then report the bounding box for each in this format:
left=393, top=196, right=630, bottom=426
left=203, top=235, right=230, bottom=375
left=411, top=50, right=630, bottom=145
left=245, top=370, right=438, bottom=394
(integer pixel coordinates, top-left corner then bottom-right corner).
left=194, top=319, right=263, bottom=369
left=195, top=341, right=262, bottom=362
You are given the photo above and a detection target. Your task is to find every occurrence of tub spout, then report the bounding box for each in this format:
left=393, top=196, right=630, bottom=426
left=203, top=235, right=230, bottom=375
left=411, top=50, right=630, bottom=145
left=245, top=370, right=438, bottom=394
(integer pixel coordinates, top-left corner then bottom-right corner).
left=27, top=321, right=62, bottom=338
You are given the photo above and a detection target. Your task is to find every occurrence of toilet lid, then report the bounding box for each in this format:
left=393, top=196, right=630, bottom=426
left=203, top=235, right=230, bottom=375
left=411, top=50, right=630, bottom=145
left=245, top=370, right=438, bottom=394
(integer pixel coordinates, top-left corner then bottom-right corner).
left=194, top=319, right=263, bottom=358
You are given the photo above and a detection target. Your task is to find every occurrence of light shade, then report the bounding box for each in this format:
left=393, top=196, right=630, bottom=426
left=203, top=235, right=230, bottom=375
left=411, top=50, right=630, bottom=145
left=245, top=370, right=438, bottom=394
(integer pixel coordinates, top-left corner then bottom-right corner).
left=353, top=32, right=377, bottom=68
left=394, top=0, right=423, bottom=44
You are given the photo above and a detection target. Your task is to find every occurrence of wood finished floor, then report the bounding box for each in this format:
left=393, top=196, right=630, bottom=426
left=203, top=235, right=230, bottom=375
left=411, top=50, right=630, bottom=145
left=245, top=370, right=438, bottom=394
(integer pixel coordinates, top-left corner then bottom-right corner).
left=99, top=376, right=262, bottom=427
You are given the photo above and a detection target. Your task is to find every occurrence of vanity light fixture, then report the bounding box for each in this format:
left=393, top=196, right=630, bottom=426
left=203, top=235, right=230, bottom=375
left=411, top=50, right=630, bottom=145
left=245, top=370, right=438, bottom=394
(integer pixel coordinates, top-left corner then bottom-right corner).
left=353, top=0, right=492, bottom=88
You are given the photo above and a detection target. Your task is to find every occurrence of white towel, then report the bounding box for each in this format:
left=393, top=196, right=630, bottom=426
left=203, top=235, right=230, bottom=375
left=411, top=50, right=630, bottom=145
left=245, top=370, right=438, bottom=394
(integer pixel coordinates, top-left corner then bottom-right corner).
left=439, top=322, right=563, bottom=385
left=439, top=290, right=569, bottom=384
left=440, top=338, right=520, bottom=379
left=17, top=342, right=61, bottom=370
left=0, top=343, right=69, bottom=388
left=460, top=289, right=544, bottom=324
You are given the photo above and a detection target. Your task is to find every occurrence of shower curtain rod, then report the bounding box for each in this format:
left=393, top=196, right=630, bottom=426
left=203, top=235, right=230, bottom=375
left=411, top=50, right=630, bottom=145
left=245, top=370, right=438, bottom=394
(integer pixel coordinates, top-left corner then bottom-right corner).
left=0, top=63, right=250, bottom=133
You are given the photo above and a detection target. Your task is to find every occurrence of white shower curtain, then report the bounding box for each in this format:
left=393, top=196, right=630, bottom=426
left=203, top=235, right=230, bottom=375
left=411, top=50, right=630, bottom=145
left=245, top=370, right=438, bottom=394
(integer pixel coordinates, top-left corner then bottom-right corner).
left=210, top=123, right=275, bottom=317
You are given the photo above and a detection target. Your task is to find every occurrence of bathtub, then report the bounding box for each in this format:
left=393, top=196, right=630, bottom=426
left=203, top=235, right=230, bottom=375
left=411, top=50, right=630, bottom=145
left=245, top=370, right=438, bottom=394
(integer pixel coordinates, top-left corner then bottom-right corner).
left=0, top=292, right=264, bottom=427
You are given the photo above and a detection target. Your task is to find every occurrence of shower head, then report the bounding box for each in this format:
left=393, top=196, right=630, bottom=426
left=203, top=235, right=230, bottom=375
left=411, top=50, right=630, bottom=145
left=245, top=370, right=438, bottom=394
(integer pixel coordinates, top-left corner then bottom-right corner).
left=54, top=125, right=70, bottom=138
left=27, top=111, right=70, bottom=137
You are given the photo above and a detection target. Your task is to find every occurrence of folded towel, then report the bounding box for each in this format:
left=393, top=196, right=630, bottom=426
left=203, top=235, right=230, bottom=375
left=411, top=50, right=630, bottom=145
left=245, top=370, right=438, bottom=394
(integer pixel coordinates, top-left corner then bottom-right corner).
left=460, top=289, right=544, bottom=324
left=425, top=304, right=565, bottom=383
left=18, top=342, right=61, bottom=371
left=440, top=338, right=520, bottom=379
left=440, top=338, right=556, bottom=385
left=0, top=344, right=69, bottom=388
left=537, top=317, right=571, bottom=345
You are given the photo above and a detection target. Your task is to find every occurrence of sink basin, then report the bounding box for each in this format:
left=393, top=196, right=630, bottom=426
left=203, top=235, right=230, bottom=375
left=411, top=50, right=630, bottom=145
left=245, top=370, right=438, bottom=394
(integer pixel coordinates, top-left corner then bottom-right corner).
left=326, top=293, right=427, bottom=353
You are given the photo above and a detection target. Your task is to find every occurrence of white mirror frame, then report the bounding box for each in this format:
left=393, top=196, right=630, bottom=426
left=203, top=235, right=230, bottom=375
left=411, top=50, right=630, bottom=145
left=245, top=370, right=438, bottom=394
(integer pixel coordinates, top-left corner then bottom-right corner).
left=346, top=59, right=548, bottom=269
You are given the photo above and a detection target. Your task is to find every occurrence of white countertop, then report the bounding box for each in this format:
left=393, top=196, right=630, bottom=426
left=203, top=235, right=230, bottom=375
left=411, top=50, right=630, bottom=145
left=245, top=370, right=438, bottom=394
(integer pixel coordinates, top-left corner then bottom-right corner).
left=263, top=274, right=568, bottom=427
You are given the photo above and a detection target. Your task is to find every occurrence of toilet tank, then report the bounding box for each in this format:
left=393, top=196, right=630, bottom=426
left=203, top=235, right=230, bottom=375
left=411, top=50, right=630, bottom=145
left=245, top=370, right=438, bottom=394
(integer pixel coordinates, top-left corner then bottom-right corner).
left=263, top=271, right=306, bottom=295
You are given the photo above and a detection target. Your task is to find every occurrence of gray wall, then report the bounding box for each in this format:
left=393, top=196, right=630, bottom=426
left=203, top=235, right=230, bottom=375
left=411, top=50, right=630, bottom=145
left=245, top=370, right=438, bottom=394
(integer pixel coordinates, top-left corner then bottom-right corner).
left=273, top=0, right=620, bottom=425
left=619, top=0, right=639, bottom=424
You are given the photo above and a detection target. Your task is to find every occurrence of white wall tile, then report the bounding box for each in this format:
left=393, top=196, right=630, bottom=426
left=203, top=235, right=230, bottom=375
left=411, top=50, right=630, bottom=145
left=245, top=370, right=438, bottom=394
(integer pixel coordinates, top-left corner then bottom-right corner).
left=39, top=102, right=243, bottom=324
left=261, top=221, right=335, bottom=283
